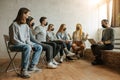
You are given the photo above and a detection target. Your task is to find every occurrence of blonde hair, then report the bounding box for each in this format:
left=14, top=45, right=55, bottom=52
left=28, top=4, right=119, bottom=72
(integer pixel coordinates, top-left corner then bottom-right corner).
left=76, top=23, right=82, bottom=35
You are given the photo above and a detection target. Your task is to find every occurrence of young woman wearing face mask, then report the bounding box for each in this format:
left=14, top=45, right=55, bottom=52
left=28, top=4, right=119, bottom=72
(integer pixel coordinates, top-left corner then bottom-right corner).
left=47, top=24, right=75, bottom=63
left=56, top=24, right=75, bottom=60
left=26, top=16, right=60, bottom=69
left=72, top=24, right=88, bottom=59
left=9, top=8, right=43, bottom=78
left=91, top=19, right=114, bottom=65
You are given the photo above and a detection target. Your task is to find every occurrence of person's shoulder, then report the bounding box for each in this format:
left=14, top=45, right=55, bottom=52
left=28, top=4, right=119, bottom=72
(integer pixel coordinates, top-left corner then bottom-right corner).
left=82, top=32, right=85, bottom=35
left=46, top=31, right=49, bottom=34
left=9, top=22, right=18, bottom=28
left=57, top=32, right=61, bottom=34
left=56, top=32, right=60, bottom=36
left=34, top=25, right=40, bottom=29
left=108, top=27, right=114, bottom=31
left=12, top=22, right=18, bottom=26
left=73, top=31, right=75, bottom=33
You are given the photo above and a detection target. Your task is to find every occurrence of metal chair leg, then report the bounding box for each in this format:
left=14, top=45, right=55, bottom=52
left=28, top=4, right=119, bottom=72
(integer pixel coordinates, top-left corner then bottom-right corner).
left=6, top=53, right=19, bottom=73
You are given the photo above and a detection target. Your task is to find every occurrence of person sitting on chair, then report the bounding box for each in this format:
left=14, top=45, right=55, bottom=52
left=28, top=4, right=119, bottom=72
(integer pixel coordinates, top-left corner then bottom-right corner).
left=9, top=8, right=42, bottom=78
left=72, top=23, right=88, bottom=59
left=56, top=24, right=75, bottom=60
left=34, top=17, right=61, bottom=67
left=91, top=19, right=114, bottom=65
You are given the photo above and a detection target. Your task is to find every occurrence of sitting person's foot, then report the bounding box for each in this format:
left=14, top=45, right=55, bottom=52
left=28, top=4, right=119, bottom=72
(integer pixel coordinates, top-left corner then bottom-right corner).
left=91, top=59, right=103, bottom=65
left=67, top=52, right=75, bottom=56
left=59, top=56, right=64, bottom=63
left=47, top=62, right=58, bottom=69
left=20, top=70, right=31, bottom=79
left=28, top=65, right=42, bottom=73
left=66, top=56, right=74, bottom=60
left=53, top=59, right=60, bottom=65
left=76, top=54, right=80, bottom=59
left=80, top=53, right=84, bottom=57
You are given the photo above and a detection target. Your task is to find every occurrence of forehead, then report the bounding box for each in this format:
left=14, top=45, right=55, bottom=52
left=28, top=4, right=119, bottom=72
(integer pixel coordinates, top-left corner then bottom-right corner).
left=26, top=11, right=30, bottom=14
left=31, top=19, right=34, bottom=22
left=44, top=19, right=47, bottom=21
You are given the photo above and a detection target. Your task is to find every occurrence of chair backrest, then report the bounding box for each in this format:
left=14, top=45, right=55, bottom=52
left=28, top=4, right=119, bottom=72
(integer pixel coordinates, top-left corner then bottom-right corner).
left=3, top=34, right=10, bottom=53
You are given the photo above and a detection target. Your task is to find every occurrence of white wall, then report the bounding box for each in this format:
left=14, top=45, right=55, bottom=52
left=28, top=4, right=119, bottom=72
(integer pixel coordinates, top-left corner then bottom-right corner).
left=0, top=0, right=100, bottom=58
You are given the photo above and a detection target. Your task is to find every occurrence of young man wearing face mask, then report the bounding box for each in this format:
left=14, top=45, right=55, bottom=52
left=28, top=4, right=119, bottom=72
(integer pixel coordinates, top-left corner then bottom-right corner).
left=34, top=17, right=61, bottom=67
left=91, top=19, right=114, bottom=65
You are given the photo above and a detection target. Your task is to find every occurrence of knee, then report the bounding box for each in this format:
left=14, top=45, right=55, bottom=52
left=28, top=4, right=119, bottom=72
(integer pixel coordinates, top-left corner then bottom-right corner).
left=52, top=42, right=57, bottom=48
left=35, top=44, right=43, bottom=51
left=23, top=45, right=32, bottom=51
left=91, top=44, right=96, bottom=48
left=47, top=45, right=53, bottom=51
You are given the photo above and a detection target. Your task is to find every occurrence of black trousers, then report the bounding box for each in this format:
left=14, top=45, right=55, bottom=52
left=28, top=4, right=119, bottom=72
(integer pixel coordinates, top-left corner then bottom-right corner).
left=42, top=42, right=61, bottom=58
left=40, top=43, right=53, bottom=63
left=51, top=41, right=67, bottom=56
left=91, top=44, right=114, bottom=60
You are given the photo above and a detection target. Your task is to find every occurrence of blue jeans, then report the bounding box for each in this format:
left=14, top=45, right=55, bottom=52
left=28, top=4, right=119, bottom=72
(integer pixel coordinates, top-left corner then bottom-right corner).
left=10, top=44, right=42, bottom=70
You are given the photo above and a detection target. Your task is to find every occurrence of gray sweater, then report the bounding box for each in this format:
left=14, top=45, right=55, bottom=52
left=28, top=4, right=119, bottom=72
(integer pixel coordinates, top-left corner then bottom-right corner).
left=46, top=31, right=57, bottom=41
left=9, top=22, right=35, bottom=46
left=102, top=27, right=114, bottom=45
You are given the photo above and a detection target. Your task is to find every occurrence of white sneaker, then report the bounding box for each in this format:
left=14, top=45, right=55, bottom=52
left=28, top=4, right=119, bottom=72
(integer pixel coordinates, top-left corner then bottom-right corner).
left=28, top=66, right=42, bottom=73
left=67, top=52, right=75, bottom=56
left=47, top=62, right=58, bottom=69
left=20, top=70, right=31, bottom=78
left=60, top=56, right=64, bottom=63
left=53, top=59, right=60, bottom=65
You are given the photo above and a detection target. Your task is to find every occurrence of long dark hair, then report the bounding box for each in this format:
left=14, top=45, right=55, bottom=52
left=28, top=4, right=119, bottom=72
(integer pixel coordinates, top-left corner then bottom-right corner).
left=14, top=7, right=30, bottom=24
left=47, top=24, right=54, bottom=31
left=26, top=16, right=34, bottom=27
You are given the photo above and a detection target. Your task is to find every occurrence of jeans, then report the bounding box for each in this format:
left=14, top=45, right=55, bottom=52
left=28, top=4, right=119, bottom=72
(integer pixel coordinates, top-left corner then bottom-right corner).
left=10, top=44, right=42, bottom=70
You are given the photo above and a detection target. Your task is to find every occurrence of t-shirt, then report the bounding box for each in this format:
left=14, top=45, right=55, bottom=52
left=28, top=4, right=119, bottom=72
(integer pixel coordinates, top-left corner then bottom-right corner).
left=34, top=25, right=47, bottom=42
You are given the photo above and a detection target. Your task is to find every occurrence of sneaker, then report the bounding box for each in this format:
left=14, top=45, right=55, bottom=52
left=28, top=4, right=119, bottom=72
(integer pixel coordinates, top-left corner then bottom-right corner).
left=66, top=56, right=74, bottom=60
left=47, top=62, right=58, bottom=69
left=53, top=59, right=60, bottom=65
left=20, top=70, right=31, bottom=79
left=59, top=56, right=64, bottom=63
left=67, top=52, right=75, bottom=56
left=91, top=60, right=103, bottom=65
left=28, top=66, right=42, bottom=73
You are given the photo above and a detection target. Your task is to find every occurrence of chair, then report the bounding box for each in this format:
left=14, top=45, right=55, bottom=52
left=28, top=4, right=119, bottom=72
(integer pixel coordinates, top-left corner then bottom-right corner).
left=39, top=51, right=47, bottom=66
left=3, top=35, right=20, bottom=74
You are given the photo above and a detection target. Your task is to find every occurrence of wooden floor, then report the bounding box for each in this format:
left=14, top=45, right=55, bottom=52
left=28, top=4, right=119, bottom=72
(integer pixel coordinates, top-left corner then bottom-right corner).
left=0, top=59, right=120, bottom=80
